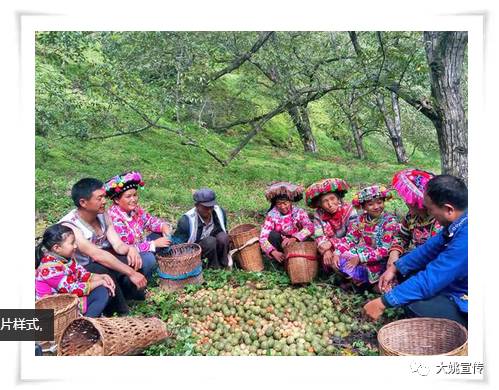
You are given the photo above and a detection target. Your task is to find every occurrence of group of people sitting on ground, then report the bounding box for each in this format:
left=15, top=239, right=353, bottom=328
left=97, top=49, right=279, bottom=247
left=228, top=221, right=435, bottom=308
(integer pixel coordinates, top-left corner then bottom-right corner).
left=35, top=168, right=468, bottom=328
left=258, top=170, right=468, bottom=327
left=35, top=172, right=231, bottom=318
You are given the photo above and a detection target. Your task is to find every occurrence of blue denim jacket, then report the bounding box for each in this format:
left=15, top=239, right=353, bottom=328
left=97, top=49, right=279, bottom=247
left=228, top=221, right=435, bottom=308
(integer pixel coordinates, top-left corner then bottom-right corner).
left=383, top=211, right=468, bottom=312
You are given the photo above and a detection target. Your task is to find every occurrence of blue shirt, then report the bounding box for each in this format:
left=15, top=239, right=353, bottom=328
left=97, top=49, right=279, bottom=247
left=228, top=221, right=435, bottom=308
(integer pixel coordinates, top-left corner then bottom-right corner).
left=383, top=211, right=468, bottom=312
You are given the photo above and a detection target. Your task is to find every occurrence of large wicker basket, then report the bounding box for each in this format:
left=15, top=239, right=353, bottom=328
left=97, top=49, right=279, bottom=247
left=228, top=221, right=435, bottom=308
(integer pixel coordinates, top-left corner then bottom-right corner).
left=156, top=243, right=204, bottom=292
left=57, top=316, right=169, bottom=356
left=229, top=224, right=264, bottom=271
left=378, top=317, right=468, bottom=356
left=283, top=241, right=318, bottom=284
left=35, top=294, right=79, bottom=349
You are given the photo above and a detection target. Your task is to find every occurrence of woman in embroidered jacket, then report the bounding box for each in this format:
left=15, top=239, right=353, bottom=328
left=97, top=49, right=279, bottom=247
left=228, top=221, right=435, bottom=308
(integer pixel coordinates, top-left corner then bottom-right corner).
left=259, top=182, right=314, bottom=263
left=388, top=169, right=443, bottom=268
left=333, top=185, right=399, bottom=288
left=305, top=178, right=357, bottom=271
left=35, top=224, right=115, bottom=317
left=105, top=171, right=176, bottom=270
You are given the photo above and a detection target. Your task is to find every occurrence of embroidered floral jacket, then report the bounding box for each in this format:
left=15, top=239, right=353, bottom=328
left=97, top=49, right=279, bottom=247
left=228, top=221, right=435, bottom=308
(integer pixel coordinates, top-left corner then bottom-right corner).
left=259, top=206, right=314, bottom=255
left=107, top=204, right=168, bottom=252
left=390, top=212, right=442, bottom=254
left=35, top=253, right=92, bottom=313
left=335, top=212, right=400, bottom=283
left=312, top=203, right=357, bottom=253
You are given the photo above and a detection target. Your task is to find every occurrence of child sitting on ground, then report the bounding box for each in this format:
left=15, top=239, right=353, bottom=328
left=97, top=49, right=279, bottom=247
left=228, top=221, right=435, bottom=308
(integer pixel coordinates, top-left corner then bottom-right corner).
left=259, top=182, right=314, bottom=263
left=35, top=223, right=115, bottom=317
left=333, top=185, right=399, bottom=290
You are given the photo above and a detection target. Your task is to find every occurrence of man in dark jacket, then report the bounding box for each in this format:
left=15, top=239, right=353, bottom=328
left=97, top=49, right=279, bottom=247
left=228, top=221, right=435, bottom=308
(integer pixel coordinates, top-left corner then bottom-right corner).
left=363, top=175, right=468, bottom=327
left=173, top=188, right=230, bottom=269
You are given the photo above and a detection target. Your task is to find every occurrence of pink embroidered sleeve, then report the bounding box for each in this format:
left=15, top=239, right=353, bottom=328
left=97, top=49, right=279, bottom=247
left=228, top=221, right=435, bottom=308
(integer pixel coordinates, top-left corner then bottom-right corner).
left=140, top=208, right=167, bottom=234
left=39, top=264, right=91, bottom=297
left=390, top=214, right=411, bottom=254
left=112, top=212, right=155, bottom=252
left=358, top=217, right=399, bottom=263
left=292, top=209, right=315, bottom=242
left=259, top=215, right=277, bottom=256
left=312, top=214, right=330, bottom=251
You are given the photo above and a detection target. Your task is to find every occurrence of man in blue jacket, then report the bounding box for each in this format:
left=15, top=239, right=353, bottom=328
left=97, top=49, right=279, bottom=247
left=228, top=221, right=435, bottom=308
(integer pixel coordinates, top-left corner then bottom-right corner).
left=363, top=174, right=468, bottom=327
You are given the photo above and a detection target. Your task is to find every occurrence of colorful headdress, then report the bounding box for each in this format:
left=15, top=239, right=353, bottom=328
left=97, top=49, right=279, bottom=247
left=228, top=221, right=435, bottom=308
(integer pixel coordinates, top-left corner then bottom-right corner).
left=104, top=171, right=144, bottom=199
left=305, top=178, right=349, bottom=208
left=392, top=168, right=435, bottom=209
left=352, top=185, right=392, bottom=208
left=265, top=182, right=304, bottom=203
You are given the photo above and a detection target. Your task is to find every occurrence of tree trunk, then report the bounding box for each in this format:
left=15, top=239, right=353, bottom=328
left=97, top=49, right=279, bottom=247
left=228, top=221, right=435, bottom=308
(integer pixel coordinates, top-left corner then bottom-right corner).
left=348, top=116, right=365, bottom=159
left=288, top=105, right=319, bottom=153
left=424, top=31, right=468, bottom=182
left=375, top=92, right=409, bottom=163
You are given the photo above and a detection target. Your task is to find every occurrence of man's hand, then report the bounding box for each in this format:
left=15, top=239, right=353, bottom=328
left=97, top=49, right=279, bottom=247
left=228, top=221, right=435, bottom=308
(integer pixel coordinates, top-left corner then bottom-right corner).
left=282, top=237, right=298, bottom=248
left=271, top=250, right=285, bottom=263
left=127, top=246, right=142, bottom=270
left=378, top=263, right=398, bottom=293
left=363, top=297, right=386, bottom=321
left=129, top=271, right=147, bottom=290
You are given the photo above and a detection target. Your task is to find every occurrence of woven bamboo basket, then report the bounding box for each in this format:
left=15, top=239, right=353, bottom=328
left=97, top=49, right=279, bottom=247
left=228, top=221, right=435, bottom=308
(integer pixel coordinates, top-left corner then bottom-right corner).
left=378, top=317, right=468, bottom=356
left=283, top=241, right=318, bottom=284
left=35, top=294, right=79, bottom=349
left=156, top=243, right=204, bottom=292
left=57, top=316, right=169, bottom=356
left=229, top=224, right=264, bottom=271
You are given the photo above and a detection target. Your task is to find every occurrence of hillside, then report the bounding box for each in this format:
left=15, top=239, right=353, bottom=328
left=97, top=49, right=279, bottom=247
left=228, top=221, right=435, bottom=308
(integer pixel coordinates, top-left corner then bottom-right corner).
left=35, top=117, right=440, bottom=235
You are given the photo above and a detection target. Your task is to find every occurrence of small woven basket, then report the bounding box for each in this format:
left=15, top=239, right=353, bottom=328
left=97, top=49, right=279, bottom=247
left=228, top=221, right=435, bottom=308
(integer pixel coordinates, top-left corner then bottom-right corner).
left=378, top=317, right=468, bottom=356
left=35, top=294, right=79, bottom=349
left=229, top=224, right=264, bottom=271
left=57, top=316, right=169, bottom=356
left=283, top=241, right=318, bottom=284
left=156, top=243, right=204, bottom=292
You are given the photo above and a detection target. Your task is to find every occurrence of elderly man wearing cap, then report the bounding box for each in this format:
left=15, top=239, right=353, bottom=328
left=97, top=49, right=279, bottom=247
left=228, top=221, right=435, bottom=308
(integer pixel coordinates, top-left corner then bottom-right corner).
left=172, top=188, right=230, bottom=269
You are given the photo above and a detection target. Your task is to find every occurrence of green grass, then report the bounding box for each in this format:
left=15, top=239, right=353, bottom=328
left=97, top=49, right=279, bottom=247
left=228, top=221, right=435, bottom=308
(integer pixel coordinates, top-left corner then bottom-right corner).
left=35, top=118, right=439, bottom=235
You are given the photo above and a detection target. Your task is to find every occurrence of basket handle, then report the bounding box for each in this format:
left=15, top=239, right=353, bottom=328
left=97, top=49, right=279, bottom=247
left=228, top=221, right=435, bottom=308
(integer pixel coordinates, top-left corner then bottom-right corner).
left=285, top=253, right=317, bottom=261
left=228, top=237, right=260, bottom=268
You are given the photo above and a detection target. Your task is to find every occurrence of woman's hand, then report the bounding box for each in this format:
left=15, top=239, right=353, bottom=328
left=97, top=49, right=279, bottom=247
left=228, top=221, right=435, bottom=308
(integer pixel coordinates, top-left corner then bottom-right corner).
left=154, top=236, right=172, bottom=248
left=282, top=237, right=298, bottom=248
left=387, top=250, right=400, bottom=268
left=271, top=250, right=285, bottom=263
left=323, top=250, right=334, bottom=267
left=345, top=255, right=360, bottom=271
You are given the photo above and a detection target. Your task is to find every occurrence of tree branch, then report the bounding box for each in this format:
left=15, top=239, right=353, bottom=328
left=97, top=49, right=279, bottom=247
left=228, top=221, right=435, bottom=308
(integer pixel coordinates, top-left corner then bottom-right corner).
left=208, top=31, right=274, bottom=83
left=92, top=84, right=229, bottom=166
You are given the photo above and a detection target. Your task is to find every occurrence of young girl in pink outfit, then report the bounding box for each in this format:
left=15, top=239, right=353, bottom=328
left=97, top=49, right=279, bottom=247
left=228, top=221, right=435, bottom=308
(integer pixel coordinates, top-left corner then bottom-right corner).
left=35, top=224, right=115, bottom=317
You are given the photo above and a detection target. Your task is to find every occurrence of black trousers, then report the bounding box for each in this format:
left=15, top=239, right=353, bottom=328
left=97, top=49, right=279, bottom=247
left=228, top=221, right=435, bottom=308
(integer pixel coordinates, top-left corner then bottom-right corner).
left=84, top=261, right=130, bottom=316
left=198, top=231, right=230, bottom=269
left=404, top=293, right=468, bottom=328
left=268, top=230, right=284, bottom=253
